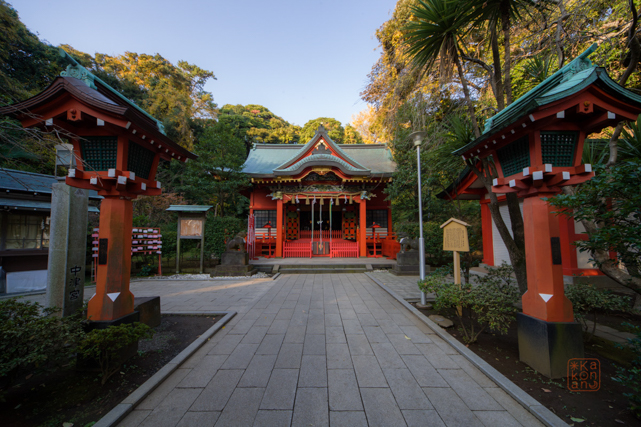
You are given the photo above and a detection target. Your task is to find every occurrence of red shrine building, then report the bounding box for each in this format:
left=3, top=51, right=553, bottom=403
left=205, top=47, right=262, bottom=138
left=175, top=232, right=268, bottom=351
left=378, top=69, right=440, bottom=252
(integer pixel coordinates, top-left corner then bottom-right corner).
left=242, top=126, right=399, bottom=259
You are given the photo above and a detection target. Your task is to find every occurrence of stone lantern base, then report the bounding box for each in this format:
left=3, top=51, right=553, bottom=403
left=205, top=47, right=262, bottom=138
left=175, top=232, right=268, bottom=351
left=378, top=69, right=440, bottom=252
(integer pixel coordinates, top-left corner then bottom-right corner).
left=517, top=312, right=584, bottom=378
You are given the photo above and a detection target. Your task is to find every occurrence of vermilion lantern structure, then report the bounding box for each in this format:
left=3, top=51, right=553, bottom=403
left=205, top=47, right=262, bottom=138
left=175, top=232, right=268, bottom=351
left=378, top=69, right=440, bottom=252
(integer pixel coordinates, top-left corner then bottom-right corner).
left=0, top=59, right=196, bottom=322
left=453, top=44, right=641, bottom=377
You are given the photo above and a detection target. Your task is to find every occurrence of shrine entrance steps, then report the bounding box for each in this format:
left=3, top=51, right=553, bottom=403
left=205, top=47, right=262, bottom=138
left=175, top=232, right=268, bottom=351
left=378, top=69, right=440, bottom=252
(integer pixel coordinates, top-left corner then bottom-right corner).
left=250, top=258, right=396, bottom=275
left=278, top=264, right=370, bottom=274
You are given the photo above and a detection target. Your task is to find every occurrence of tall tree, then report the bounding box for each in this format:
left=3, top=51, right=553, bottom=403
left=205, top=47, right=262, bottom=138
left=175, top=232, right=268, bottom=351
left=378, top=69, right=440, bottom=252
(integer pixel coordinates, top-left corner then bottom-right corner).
left=343, top=124, right=365, bottom=144
left=177, top=121, right=249, bottom=217
left=404, top=0, right=482, bottom=137
left=299, top=118, right=346, bottom=143
left=350, top=106, right=389, bottom=144
left=217, top=104, right=301, bottom=151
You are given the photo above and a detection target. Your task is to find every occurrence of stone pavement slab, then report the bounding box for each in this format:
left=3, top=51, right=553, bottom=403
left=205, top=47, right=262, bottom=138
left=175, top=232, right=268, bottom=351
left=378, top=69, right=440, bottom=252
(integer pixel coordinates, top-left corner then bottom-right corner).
left=107, top=274, right=550, bottom=427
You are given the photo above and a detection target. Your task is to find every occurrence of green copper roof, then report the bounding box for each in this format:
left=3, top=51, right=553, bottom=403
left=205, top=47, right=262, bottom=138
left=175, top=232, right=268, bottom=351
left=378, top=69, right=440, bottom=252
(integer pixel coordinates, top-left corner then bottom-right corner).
left=242, top=144, right=396, bottom=177
left=278, top=154, right=366, bottom=174
left=275, top=126, right=369, bottom=171
left=59, top=49, right=166, bottom=135
left=454, top=44, right=641, bottom=156
left=166, top=205, right=213, bottom=212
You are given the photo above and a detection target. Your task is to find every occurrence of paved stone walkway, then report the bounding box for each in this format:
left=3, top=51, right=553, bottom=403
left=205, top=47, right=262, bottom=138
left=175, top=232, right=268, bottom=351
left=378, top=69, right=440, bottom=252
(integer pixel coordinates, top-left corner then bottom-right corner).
left=368, top=271, right=424, bottom=301
left=116, top=274, right=543, bottom=427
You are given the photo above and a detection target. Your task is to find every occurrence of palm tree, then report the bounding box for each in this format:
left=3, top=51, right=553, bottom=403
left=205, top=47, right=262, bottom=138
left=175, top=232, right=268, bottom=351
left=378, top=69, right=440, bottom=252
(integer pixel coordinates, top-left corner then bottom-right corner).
left=472, top=0, right=539, bottom=106
left=404, top=0, right=481, bottom=137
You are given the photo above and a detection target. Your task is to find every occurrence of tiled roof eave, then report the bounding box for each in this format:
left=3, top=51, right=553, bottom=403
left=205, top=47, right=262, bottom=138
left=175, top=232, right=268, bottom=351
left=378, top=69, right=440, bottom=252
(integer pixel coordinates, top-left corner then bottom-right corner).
left=274, top=154, right=370, bottom=174
left=453, top=66, right=641, bottom=156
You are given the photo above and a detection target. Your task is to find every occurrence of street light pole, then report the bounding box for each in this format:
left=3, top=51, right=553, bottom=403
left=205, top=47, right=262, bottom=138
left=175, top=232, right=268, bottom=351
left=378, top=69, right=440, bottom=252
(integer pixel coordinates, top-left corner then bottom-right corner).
left=409, top=131, right=428, bottom=305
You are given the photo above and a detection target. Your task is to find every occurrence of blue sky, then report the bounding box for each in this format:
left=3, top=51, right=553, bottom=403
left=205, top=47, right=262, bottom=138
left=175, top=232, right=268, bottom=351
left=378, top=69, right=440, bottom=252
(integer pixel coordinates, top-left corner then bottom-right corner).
left=9, top=0, right=397, bottom=127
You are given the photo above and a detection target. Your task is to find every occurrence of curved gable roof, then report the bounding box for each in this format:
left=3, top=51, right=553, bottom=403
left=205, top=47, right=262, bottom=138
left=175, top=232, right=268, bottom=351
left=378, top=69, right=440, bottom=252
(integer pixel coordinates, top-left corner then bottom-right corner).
left=241, top=143, right=396, bottom=178
left=274, top=126, right=369, bottom=173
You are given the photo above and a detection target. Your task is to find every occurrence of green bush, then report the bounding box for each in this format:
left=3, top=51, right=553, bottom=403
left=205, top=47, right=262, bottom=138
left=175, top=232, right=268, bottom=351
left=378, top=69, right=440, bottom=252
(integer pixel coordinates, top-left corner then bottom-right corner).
left=419, top=262, right=520, bottom=343
left=204, top=215, right=245, bottom=258
left=614, top=324, right=641, bottom=419
left=137, top=264, right=157, bottom=277
left=565, top=284, right=630, bottom=341
left=0, top=299, right=84, bottom=386
left=161, top=225, right=177, bottom=258
left=79, top=322, right=153, bottom=385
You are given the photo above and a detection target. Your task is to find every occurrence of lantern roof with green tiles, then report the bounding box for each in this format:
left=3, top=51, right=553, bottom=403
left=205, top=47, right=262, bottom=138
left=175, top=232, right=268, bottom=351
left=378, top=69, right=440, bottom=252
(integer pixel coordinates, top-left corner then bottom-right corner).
left=0, top=51, right=195, bottom=163
left=453, top=44, right=641, bottom=158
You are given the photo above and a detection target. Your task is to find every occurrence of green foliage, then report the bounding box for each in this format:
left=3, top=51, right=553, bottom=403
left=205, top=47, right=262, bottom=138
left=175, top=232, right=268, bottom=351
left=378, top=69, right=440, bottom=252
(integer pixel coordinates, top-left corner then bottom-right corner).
left=565, top=284, right=630, bottom=341
left=161, top=226, right=177, bottom=258
left=300, top=118, right=346, bottom=144
left=0, top=299, right=84, bottom=386
left=419, top=262, right=520, bottom=343
left=619, top=116, right=641, bottom=161
left=216, top=104, right=301, bottom=151
left=614, top=324, right=641, bottom=419
left=0, top=2, right=67, bottom=103
left=204, top=215, right=245, bottom=258
left=548, top=160, right=641, bottom=285
left=137, top=264, right=156, bottom=277
left=177, top=120, right=249, bottom=216
left=512, top=56, right=557, bottom=99
left=343, top=124, right=364, bottom=144
left=404, top=0, right=476, bottom=78
left=79, top=323, right=153, bottom=385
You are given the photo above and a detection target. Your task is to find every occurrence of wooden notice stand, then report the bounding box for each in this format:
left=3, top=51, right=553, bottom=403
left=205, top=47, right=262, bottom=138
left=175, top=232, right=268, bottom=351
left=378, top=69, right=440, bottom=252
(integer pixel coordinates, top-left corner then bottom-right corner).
left=440, top=218, right=470, bottom=316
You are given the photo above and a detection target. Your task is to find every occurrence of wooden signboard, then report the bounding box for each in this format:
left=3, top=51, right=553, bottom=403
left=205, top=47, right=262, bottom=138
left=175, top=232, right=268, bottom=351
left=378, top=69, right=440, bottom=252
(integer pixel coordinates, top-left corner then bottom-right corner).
left=180, top=218, right=204, bottom=238
left=441, top=218, right=470, bottom=252
left=440, top=218, right=471, bottom=317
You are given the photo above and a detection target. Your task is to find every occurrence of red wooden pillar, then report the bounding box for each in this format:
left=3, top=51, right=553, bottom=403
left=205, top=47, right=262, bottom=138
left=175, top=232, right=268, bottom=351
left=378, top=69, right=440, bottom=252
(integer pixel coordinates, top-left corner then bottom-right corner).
left=558, top=212, right=577, bottom=276
left=87, top=197, right=134, bottom=321
left=480, top=201, right=494, bottom=266
left=521, top=196, right=574, bottom=322
left=387, top=203, right=392, bottom=236
left=276, top=199, right=283, bottom=257
left=359, top=198, right=367, bottom=257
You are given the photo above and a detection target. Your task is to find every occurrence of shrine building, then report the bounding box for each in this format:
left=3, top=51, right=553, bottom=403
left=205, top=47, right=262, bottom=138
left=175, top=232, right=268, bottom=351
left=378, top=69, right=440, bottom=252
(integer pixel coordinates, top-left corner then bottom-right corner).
left=242, top=126, right=399, bottom=259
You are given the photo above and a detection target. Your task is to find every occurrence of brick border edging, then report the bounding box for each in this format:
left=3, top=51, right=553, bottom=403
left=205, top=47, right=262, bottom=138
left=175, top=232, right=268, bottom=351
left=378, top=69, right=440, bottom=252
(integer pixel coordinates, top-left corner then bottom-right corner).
left=364, top=272, right=568, bottom=427
left=93, top=311, right=236, bottom=427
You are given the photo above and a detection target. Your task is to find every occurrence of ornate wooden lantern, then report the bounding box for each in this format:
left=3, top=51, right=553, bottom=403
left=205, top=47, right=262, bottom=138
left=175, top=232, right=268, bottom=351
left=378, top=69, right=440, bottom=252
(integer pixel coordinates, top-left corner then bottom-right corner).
left=0, top=61, right=196, bottom=322
left=453, top=44, right=641, bottom=377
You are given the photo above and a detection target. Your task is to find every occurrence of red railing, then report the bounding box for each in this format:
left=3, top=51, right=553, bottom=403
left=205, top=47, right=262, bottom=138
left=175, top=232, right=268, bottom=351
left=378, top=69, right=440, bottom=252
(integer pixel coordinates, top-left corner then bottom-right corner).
left=300, top=230, right=342, bottom=240
left=284, top=241, right=312, bottom=258
left=331, top=241, right=359, bottom=258
left=382, top=238, right=401, bottom=260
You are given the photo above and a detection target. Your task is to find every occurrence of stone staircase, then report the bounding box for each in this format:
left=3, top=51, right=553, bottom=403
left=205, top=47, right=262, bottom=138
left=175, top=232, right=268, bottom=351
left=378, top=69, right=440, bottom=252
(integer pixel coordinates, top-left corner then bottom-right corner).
left=252, top=263, right=395, bottom=274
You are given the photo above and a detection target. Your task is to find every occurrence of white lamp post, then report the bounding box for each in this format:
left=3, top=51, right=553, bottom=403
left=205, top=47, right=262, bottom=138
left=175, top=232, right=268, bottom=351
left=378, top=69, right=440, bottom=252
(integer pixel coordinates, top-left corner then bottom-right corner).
left=409, top=131, right=427, bottom=305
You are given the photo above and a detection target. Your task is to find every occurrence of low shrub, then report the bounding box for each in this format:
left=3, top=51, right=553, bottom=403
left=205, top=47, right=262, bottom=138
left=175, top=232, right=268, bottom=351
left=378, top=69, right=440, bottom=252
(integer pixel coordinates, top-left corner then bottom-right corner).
left=565, top=283, right=630, bottom=341
left=79, top=322, right=154, bottom=385
left=419, top=262, right=520, bottom=343
left=0, top=299, right=84, bottom=390
left=614, top=324, right=641, bottom=419
left=137, top=264, right=157, bottom=277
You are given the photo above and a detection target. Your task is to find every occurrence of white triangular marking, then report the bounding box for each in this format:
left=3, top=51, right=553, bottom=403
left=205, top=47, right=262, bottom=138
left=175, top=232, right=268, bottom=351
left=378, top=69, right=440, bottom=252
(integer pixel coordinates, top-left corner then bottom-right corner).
left=540, top=293, right=553, bottom=302
left=107, top=292, right=120, bottom=302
